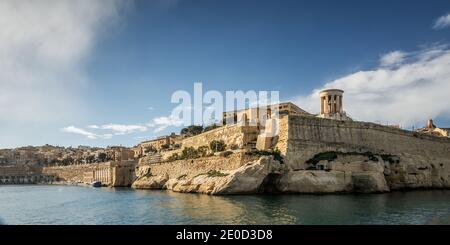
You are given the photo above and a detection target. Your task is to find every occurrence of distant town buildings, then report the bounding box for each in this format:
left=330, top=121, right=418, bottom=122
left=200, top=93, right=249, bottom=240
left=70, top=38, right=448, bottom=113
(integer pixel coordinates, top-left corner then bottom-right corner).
left=0, top=144, right=134, bottom=167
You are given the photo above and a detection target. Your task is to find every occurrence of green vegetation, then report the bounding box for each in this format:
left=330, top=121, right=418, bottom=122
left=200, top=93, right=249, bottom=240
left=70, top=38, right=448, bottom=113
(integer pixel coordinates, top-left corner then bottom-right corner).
left=168, top=153, right=180, bottom=161
left=181, top=147, right=201, bottom=159
left=194, top=170, right=229, bottom=178
left=197, top=146, right=209, bottom=157
left=180, top=125, right=204, bottom=136
left=305, top=151, right=398, bottom=166
left=305, top=152, right=338, bottom=165
left=206, top=170, right=229, bottom=177
left=210, top=140, right=227, bottom=152
left=220, top=151, right=233, bottom=157
left=380, top=154, right=398, bottom=164
left=98, top=152, right=107, bottom=162
left=203, top=123, right=220, bottom=132
left=167, top=145, right=210, bottom=161
left=246, top=148, right=284, bottom=164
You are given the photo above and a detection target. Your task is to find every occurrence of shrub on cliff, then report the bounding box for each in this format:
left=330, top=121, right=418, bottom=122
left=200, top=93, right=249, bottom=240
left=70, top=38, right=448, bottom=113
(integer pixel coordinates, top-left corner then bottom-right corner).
left=220, top=151, right=233, bottom=157
left=98, top=152, right=107, bottom=162
left=246, top=149, right=284, bottom=164
left=181, top=147, right=200, bottom=159
left=168, top=153, right=180, bottom=161
left=180, top=125, right=204, bottom=136
left=305, top=151, right=399, bottom=167
left=203, top=123, right=220, bottom=132
left=209, top=140, right=226, bottom=152
left=197, top=146, right=209, bottom=157
left=206, top=170, right=228, bottom=177
left=306, top=152, right=338, bottom=165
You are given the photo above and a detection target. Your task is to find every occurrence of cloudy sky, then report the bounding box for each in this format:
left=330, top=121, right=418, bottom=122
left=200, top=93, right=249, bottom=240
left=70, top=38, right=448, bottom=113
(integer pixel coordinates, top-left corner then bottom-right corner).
left=1, top=0, right=450, bottom=148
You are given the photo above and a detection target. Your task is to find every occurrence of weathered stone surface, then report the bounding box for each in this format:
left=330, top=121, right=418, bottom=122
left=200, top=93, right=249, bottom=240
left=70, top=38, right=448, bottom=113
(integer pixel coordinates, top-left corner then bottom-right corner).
left=351, top=172, right=389, bottom=193
left=164, top=156, right=284, bottom=195
left=132, top=172, right=169, bottom=189
left=277, top=170, right=352, bottom=193
left=213, top=156, right=284, bottom=194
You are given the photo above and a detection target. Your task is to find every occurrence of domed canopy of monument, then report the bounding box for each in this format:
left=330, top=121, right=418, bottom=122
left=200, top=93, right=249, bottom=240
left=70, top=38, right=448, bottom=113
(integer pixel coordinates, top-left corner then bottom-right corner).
left=318, top=89, right=352, bottom=121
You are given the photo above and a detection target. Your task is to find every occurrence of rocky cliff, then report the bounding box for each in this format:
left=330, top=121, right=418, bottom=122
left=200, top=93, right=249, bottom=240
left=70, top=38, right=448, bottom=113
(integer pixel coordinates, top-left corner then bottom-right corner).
left=133, top=151, right=449, bottom=195
left=132, top=115, right=450, bottom=195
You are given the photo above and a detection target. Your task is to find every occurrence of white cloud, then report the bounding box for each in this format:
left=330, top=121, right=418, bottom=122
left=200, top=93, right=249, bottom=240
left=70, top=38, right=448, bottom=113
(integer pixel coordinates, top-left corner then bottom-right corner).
left=380, top=51, right=406, bottom=67
left=148, top=115, right=184, bottom=132
left=294, top=45, right=450, bottom=127
left=62, top=126, right=100, bottom=140
left=433, top=13, right=450, bottom=30
left=147, top=106, right=155, bottom=111
left=0, top=0, right=126, bottom=124
left=99, top=124, right=148, bottom=135
left=63, top=123, right=148, bottom=139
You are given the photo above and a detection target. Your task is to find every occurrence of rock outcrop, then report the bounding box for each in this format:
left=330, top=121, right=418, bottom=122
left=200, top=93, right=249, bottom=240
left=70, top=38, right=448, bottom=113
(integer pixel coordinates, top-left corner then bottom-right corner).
left=132, top=154, right=394, bottom=194
left=132, top=172, right=169, bottom=189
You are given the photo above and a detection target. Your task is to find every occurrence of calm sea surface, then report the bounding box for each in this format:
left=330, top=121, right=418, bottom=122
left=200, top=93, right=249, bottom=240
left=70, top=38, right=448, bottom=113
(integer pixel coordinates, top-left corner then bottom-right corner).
left=0, top=185, right=449, bottom=225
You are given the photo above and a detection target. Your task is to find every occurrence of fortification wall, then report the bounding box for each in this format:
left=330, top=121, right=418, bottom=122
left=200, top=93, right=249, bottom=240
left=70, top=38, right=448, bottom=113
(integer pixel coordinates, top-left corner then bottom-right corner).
left=180, top=124, right=259, bottom=149
left=0, top=165, right=56, bottom=184
left=0, top=165, right=42, bottom=176
left=135, top=152, right=259, bottom=181
left=273, top=115, right=289, bottom=154
left=42, top=160, right=136, bottom=186
left=285, top=115, right=450, bottom=169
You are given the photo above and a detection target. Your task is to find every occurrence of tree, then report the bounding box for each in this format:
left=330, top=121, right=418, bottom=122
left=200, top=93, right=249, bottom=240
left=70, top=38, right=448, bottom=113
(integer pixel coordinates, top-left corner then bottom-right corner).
left=209, top=140, right=226, bottom=153
left=203, top=123, right=220, bottom=132
left=98, top=152, right=107, bottom=162
left=180, top=125, right=204, bottom=136
left=181, top=147, right=200, bottom=159
left=197, top=146, right=209, bottom=157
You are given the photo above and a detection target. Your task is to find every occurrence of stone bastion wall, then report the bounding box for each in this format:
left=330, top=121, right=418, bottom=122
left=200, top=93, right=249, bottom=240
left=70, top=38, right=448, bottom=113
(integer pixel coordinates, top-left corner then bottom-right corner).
left=42, top=160, right=136, bottom=187
left=0, top=165, right=42, bottom=176
left=0, top=165, right=55, bottom=184
left=284, top=115, right=450, bottom=169
left=136, top=152, right=260, bottom=180
left=180, top=124, right=260, bottom=149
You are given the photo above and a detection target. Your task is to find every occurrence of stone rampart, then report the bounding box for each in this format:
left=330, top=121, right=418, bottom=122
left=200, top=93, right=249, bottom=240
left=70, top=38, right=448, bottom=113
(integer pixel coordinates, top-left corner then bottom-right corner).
left=137, top=152, right=259, bottom=180
left=180, top=124, right=259, bottom=149
left=285, top=115, right=450, bottom=170
left=42, top=160, right=136, bottom=186
left=0, top=165, right=55, bottom=184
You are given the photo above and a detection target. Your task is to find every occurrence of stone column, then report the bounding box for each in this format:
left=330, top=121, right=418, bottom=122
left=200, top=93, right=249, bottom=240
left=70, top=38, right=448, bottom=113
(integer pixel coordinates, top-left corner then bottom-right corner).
left=336, top=95, right=341, bottom=113
left=330, top=95, right=335, bottom=113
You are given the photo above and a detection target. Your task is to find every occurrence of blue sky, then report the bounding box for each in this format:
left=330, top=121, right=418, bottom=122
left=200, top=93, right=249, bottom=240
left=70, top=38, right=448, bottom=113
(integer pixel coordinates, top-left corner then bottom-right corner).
left=1, top=0, right=450, bottom=148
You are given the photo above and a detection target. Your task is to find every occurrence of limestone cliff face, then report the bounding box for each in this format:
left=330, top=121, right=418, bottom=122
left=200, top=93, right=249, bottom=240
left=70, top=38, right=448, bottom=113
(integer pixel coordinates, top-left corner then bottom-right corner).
left=132, top=155, right=392, bottom=194
left=383, top=153, right=450, bottom=190
left=134, top=156, right=284, bottom=194
left=132, top=150, right=449, bottom=195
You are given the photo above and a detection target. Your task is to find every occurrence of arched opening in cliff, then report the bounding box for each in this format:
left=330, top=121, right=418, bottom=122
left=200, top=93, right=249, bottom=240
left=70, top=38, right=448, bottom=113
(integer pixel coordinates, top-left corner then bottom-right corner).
left=257, top=173, right=282, bottom=194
